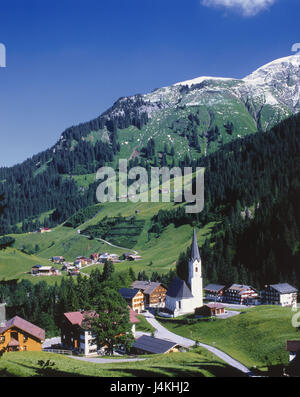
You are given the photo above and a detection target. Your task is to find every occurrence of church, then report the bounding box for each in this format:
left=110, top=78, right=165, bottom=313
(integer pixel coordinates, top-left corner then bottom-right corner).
left=164, top=229, right=203, bottom=317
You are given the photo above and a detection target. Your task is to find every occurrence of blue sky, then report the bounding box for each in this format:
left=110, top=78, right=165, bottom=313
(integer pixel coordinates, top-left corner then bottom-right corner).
left=0, top=0, right=299, bottom=166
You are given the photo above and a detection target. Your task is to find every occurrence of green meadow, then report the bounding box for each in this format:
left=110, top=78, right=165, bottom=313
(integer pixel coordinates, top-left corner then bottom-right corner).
left=0, top=348, right=245, bottom=377
left=157, top=306, right=300, bottom=370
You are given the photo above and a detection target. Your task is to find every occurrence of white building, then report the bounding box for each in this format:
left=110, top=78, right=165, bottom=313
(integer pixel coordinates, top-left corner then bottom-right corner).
left=165, top=229, right=203, bottom=317
left=261, top=283, right=298, bottom=307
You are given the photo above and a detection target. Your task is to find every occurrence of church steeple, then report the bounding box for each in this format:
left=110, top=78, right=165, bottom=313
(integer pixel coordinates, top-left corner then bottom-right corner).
left=188, top=228, right=203, bottom=308
left=191, top=228, right=201, bottom=262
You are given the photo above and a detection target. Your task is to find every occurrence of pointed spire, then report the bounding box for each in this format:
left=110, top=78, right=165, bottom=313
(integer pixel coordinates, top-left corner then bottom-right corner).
left=190, top=228, right=201, bottom=262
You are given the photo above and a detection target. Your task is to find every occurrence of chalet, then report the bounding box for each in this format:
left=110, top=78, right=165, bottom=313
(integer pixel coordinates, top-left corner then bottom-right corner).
left=75, top=257, right=88, bottom=266
left=99, top=253, right=110, bottom=263
left=224, top=284, right=259, bottom=305
left=131, top=281, right=167, bottom=308
left=62, top=263, right=73, bottom=271
left=68, top=268, right=80, bottom=276
left=90, top=253, right=99, bottom=262
left=204, top=284, right=225, bottom=301
left=0, top=304, right=45, bottom=353
left=31, top=265, right=60, bottom=276
left=51, top=256, right=65, bottom=264
left=195, top=303, right=226, bottom=317
left=39, top=227, right=52, bottom=233
left=261, top=283, right=298, bottom=307
left=61, top=308, right=139, bottom=356
left=127, top=255, right=142, bottom=261
left=118, top=288, right=145, bottom=313
left=109, top=254, right=120, bottom=263
left=132, top=335, right=181, bottom=355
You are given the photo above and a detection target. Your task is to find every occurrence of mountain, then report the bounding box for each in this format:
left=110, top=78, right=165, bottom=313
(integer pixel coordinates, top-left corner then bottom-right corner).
left=50, top=54, right=300, bottom=164
left=1, top=54, right=300, bottom=231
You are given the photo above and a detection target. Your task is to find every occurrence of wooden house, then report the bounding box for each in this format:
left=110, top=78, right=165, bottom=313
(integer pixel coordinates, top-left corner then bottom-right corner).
left=195, top=302, right=226, bottom=317
left=204, top=284, right=225, bottom=301
left=0, top=305, right=45, bottom=353
left=118, top=288, right=145, bottom=313
left=131, top=281, right=167, bottom=308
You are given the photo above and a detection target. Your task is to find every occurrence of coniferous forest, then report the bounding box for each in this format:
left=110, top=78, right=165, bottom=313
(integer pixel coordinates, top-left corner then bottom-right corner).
left=1, top=107, right=300, bottom=290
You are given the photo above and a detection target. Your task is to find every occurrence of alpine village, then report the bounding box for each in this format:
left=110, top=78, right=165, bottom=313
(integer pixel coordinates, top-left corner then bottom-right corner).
left=2, top=53, right=300, bottom=378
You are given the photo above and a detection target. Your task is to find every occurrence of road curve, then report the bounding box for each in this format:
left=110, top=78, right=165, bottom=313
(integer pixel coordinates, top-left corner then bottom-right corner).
left=80, top=234, right=138, bottom=255
left=142, top=311, right=253, bottom=376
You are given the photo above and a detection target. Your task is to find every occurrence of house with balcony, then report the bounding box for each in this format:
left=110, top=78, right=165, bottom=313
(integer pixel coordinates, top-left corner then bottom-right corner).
left=61, top=308, right=139, bottom=356
left=118, top=288, right=145, bottom=313
left=223, top=284, right=259, bottom=305
left=0, top=303, right=45, bottom=353
left=131, top=281, right=167, bottom=308
left=261, top=283, right=298, bottom=307
left=204, top=284, right=225, bottom=301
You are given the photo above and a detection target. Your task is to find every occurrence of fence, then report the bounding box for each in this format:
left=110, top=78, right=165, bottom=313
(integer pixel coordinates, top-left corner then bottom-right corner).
left=42, top=348, right=73, bottom=355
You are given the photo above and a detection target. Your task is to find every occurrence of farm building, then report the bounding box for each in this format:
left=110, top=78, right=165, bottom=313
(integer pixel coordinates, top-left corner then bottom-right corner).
left=31, top=265, right=60, bottom=276
left=51, top=256, right=65, bottom=264
left=131, top=335, right=181, bottom=355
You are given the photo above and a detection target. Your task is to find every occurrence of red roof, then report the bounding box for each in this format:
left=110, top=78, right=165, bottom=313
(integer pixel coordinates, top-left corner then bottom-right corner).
left=63, top=311, right=97, bottom=327
left=0, top=316, right=45, bottom=341
left=206, top=303, right=226, bottom=310
left=64, top=308, right=140, bottom=327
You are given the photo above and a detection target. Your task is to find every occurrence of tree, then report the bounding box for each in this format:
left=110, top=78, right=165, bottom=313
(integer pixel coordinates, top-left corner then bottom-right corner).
left=86, top=288, right=134, bottom=355
left=176, top=251, right=189, bottom=286
left=101, top=260, right=115, bottom=282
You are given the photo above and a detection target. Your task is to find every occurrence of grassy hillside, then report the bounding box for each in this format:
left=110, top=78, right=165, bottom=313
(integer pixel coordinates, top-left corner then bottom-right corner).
left=0, top=248, right=50, bottom=281
left=157, top=306, right=299, bottom=371
left=0, top=348, right=245, bottom=377
left=4, top=188, right=214, bottom=283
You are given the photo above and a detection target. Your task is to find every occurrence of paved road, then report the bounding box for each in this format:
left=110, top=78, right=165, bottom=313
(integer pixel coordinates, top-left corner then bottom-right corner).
left=80, top=234, right=138, bottom=255
left=142, top=311, right=253, bottom=376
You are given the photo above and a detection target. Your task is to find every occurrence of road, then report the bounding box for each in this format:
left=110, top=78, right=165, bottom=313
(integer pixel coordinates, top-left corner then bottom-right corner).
left=142, top=310, right=253, bottom=376
left=80, top=234, right=138, bottom=255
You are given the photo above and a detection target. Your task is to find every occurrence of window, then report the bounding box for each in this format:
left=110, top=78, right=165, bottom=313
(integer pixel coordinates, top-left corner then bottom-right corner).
left=23, top=335, right=29, bottom=342
left=23, top=346, right=27, bottom=351
left=0, top=335, right=5, bottom=343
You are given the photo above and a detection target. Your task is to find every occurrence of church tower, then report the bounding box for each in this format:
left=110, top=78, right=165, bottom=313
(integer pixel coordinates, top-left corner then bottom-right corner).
left=188, top=229, right=203, bottom=308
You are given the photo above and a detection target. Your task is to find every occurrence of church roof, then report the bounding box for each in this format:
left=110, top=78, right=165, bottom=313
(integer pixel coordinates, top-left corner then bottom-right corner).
left=167, top=278, right=193, bottom=299
left=191, top=229, right=201, bottom=262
